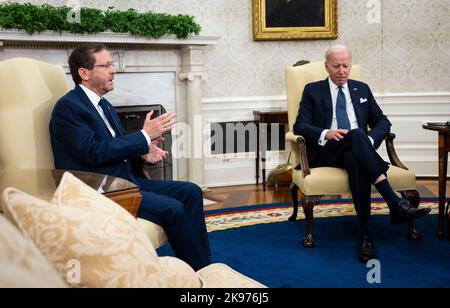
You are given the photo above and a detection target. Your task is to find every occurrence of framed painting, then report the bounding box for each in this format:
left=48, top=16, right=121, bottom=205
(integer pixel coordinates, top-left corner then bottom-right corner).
left=252, top=0, right=338, bottom=41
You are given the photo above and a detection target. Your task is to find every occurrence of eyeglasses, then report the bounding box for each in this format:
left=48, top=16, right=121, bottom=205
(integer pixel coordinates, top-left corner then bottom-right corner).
left=93, top=62, right=116, bottom=70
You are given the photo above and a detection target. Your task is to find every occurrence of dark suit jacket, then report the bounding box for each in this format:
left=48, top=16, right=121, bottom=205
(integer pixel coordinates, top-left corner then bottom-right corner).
left=49, top=85, right=148, bottom=181
left=293, top=78, right=391, bottom=164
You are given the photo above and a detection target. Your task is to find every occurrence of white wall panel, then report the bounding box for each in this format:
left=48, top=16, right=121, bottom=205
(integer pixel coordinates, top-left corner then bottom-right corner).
left=203, top=93, right=450, bottom=187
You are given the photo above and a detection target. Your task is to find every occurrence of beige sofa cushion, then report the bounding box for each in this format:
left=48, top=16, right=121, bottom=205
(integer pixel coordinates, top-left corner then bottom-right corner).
left=159, top=256, right=267, bottom=288
left=51, top=174, right=266, bottom=288
left=2, top=172, right=167, bottom=288
left=158, top=257, right=268, bottom=288
left=2, top=172, right=267, bottom=288
left=0, top=214, right=66, bottom=288
left=159, top=256, right=204, bottom=288
left=137, top=218, right=167, bottom=249
left=197, top=263, right=266, bottom=288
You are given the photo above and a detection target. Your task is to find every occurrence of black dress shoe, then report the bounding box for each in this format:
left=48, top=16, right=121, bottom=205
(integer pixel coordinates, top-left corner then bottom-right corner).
left=358, top=235, right=378, bottom=262
left=390, top=200, right=431, bottom=225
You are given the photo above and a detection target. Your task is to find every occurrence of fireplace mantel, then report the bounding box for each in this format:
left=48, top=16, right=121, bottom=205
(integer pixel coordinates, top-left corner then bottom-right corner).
left=0, top=29, right=220, bottom=188
left=0, top=29, right=219, bottom=48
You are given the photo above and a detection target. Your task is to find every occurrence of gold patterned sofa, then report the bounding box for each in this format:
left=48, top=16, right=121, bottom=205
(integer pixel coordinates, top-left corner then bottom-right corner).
left=0, top=172, right=266, bottom=288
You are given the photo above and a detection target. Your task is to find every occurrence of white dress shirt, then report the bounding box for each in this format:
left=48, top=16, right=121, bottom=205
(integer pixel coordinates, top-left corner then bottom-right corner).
left=318, top=78, right=373, bottom=146
left=79, top=84, right=151, bottom=145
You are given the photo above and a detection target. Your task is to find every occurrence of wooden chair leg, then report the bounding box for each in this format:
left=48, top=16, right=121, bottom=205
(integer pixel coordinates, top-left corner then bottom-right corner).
left=301, top=194, right=321, bottom=248
left=288, top=183, right=299, bottom=222
left=401, top=190, right=422, bottom=241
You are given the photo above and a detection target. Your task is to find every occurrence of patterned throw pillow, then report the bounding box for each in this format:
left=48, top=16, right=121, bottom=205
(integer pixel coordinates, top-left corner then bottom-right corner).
left=0, top=214, right=66, bottom=288
left=2, top=172, right=167, bottom=288
left=197, top=263, right=267, bottom=288
left=159, top=256, right=204, bottom=288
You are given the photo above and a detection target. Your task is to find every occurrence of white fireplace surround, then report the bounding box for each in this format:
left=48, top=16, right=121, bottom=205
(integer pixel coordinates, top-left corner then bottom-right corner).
left=0, top=29, right=220, bottom=187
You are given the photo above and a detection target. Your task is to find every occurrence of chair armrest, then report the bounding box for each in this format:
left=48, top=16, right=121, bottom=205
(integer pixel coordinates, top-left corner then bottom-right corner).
left=285, top=131, right=311, bottom=176
left=285, top=131, right=305, bottom=143
left=385, top=133, right=408, bottom=170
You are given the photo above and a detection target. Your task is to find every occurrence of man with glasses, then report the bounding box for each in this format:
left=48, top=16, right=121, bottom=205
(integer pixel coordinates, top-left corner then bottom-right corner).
left=49, top=43, right=211, bottom=271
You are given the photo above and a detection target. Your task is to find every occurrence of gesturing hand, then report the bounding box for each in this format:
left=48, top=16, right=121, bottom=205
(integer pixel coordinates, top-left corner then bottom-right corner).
left=141, top=143, right=169, bottom=164
left=325, top=129, right=349, bottom=141
left=142, top=111, right=177, bottom=140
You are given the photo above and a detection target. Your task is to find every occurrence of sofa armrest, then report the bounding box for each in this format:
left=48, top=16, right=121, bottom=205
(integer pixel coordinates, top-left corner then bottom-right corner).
left=137, top=218, right=168, bottom=249
left=196, top=263, right=267, bottom=288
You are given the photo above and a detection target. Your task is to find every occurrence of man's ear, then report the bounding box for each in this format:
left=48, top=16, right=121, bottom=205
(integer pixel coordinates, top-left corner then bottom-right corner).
left=78, top=67, right=90, bottom=82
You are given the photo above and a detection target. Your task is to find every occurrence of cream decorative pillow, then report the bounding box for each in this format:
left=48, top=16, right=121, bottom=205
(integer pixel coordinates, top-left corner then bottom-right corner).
left=0, top=214, right=66, bottom=288
left=2, top=172, right=167, bottom=288
left=197, top=264, right=267, bottom=288
left=159, top=256, right=204, bottom=288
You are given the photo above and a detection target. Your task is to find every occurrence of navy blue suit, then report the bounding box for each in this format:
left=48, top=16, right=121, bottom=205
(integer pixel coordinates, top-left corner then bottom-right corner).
left=50, top=85, right=211, bottom=270
left=294, top=79, right=392, bottom=217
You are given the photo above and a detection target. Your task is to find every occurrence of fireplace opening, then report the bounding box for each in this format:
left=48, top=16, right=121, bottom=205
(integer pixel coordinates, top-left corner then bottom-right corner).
left=116, top=105, right=173, bottom=180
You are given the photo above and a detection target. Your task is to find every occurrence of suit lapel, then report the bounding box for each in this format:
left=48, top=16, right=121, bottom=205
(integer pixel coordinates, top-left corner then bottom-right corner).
left=320, top=78, right=333, bottom=129
left=75, top=85, right=103, bottom=121
left=74, top=85, right=116, bottom=137
left=75, top=84, right=93, bottom=107
left=348, top=80, right=364, bottom=127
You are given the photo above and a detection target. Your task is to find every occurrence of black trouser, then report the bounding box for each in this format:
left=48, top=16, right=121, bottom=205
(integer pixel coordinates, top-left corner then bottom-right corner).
left=136, top=178, right=211, bottom=271
left=310, top=129, right=389, bottom=217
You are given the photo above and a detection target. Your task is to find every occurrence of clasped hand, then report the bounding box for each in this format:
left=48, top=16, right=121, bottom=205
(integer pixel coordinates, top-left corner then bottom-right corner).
left=142, top=143, right=168, bottom=164
left=325, top=129, right=349, bottom=141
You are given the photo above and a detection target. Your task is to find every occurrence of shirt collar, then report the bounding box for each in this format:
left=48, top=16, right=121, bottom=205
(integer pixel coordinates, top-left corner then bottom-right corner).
left=79, top=84, right=102, bottom=106
left=328, top=77, right=348, bottom=92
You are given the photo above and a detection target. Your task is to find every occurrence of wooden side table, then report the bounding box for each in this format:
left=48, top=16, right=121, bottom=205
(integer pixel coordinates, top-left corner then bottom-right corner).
left=253, top=111, right=288, bottom=191
left=422, top=123, right=450, bottom=240
left=0, top=169, right=141, bottom=217
left=103, top=188, right=141, bottom=218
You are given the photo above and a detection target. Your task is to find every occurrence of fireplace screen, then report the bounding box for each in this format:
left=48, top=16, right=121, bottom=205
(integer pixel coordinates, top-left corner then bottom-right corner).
left=115, top=105, right=173, bottom=180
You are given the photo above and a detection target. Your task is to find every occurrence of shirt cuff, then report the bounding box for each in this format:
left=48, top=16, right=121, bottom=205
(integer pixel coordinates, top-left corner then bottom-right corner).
left=319, top=129, right=329, bottom=146
left=141, top=130, right=151, bottom=146
left=368, top=136, right=374, bottom=147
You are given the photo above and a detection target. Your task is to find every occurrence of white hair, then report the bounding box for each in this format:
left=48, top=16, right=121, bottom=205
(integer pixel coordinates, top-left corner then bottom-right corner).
left=325, top=45, right=352, bottom=62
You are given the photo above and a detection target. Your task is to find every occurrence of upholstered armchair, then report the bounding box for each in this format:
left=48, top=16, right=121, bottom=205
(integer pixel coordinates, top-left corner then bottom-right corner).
left=285, top=61, right=421, bottom=248
left=0, top=57, right=167, bottom=248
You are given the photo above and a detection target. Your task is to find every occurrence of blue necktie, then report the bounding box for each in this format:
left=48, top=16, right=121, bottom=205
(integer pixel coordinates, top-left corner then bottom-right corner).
left=99, top=98, right=122, bottom=136
left=99, top=98, right=137, bottom=183
left=336, top=86, right=351, bottom=130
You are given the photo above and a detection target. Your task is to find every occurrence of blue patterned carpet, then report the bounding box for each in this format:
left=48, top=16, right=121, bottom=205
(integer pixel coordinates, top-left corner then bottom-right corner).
left=158, top=199, right=450, bottom=288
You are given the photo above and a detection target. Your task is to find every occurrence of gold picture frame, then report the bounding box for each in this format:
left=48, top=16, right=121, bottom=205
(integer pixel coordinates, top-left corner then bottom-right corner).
left=252, top=0, right=338, bottom=41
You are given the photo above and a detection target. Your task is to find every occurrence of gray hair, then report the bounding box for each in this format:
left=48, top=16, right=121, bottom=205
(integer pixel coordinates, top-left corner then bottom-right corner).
left=325, top=45, right=352, bottom=62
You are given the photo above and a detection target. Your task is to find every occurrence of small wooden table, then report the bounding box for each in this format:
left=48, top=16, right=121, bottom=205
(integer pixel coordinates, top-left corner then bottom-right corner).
left=253, top=111, right=288, bottom=191
left=0, top=169, right=141, bottom=217
left=422, top=123, right=450, bottom=240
